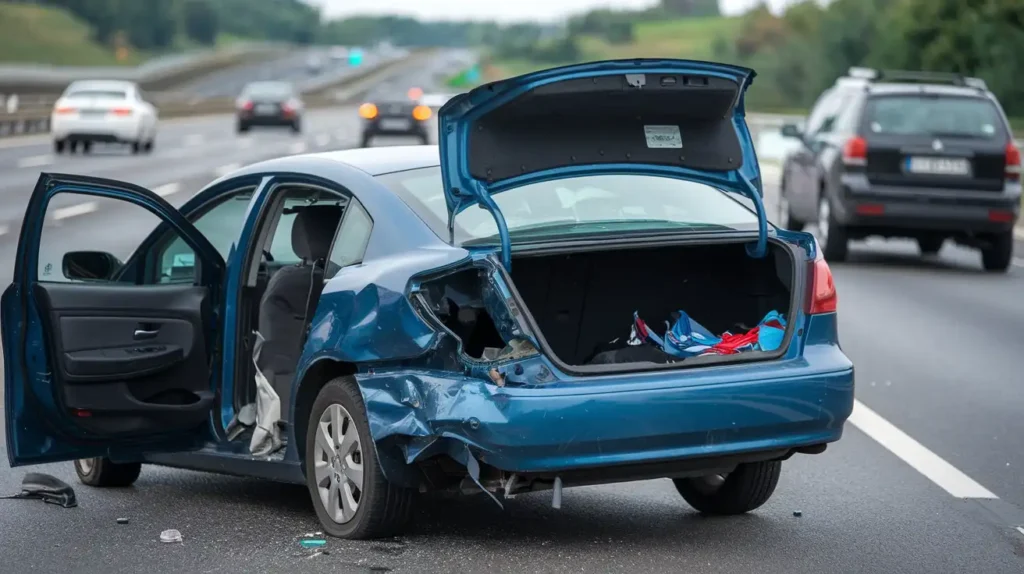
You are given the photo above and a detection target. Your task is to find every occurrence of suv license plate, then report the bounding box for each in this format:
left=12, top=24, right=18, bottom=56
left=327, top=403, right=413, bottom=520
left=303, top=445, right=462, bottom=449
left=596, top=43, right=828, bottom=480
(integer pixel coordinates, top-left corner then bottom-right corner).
left=256, top=104, right=277, bottom=115
left=380, top=119, right=411, bottom=131
left=905, top=156, right=972, bottom=176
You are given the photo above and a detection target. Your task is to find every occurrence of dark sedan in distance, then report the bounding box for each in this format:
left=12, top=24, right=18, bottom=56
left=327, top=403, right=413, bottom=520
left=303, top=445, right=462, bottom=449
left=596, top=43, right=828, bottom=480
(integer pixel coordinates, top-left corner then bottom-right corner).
left=359, top=99, right=431, bottom=147
left=236, top=81, right=304, bottom=134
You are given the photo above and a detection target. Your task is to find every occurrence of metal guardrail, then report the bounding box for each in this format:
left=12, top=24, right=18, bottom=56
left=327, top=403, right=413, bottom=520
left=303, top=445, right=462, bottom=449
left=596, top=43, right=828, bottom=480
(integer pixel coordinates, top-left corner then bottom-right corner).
left=0, top=49, right=437, bottom=139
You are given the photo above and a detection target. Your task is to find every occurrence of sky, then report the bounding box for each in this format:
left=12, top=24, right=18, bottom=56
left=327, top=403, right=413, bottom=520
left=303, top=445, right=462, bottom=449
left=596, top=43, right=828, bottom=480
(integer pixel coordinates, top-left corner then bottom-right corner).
left=305, top=0, right=798, bottom=23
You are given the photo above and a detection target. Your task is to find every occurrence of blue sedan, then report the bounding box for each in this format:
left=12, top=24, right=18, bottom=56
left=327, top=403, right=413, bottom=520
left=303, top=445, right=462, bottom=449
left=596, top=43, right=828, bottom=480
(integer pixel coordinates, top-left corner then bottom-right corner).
left=2, top=59, right=854, bottom=539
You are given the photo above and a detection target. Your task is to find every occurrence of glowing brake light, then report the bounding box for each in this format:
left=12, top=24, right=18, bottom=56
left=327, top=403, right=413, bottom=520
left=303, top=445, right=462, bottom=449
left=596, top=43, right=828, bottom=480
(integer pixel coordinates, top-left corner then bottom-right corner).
left=842, top=136, right=867, bottom=166
left=110, top=107, right=133, bottom=116
left=412, top=105, right=432, bottom=121
left=239, top=100, right=254, bottom=111
left=358, top=103, right=378, bottom=119
left=1005, top=141, right=1020, bottom=182
left=407, top=87, right=424, bottom=101
left=54, top=106, right=76, bottom=114
left=807, top=247, right=837, bottom=315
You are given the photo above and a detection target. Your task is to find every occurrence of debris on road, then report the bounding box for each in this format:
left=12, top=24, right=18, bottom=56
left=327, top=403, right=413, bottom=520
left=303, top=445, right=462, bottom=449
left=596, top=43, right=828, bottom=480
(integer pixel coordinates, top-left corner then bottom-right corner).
left=299, top=539, right=327, bottom=549
left=0, top=473, right=77, bottom=508
left=159, top=529, right=183, bottom=544
left=793, top=510, right=803, bottom=517
left=117, top=517, right=130, bottom=525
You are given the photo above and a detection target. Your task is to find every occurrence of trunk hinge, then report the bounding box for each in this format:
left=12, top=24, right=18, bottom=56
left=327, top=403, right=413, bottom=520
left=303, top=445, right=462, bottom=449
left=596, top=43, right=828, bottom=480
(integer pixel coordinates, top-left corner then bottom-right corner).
left=739, top=172, right=768, bottom=259
left=471, top=181, right=512, bottom=271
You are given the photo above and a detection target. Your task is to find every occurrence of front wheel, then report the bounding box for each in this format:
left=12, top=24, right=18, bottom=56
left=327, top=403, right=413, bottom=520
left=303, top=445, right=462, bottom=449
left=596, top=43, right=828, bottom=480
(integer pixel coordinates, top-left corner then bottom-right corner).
left=74, top=457, right=142, bottom=487
left=981, top=231, right=1013, bottom=273
left=304, top=377, right=416, bottom=539
left=53, top=139, right=66, bottom=154
left=673, top=461, right=782, bottom=515
left=917, top=236, right=945, bottom=255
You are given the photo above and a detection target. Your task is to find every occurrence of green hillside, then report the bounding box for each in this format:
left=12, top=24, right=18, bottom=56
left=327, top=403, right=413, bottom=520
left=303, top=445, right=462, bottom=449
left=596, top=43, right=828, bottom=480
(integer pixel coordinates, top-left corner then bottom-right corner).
left=0, top=3, right=143, bottom=66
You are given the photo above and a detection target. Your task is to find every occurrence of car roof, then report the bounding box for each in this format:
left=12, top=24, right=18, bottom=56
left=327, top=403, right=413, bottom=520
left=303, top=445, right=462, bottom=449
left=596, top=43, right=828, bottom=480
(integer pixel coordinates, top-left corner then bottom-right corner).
left=66, top=80, right=136, bottom=91
left=307, top=145, right=440, bottom=176
left=864, top=83, right=991, bottom=98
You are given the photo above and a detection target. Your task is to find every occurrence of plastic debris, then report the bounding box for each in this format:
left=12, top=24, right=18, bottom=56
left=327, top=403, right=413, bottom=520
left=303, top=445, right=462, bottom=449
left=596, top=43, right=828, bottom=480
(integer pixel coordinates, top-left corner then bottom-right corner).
left=0, top=473, right=77, bottom=508
left=159, top=529, right=183, bottom=543
left=793, top=510, right=803, bottom=517
left=551, top=476, right=563, bottom=510
left=116, top=517, right=130, bottom=525
left=299, top=539, right=327, bottom=549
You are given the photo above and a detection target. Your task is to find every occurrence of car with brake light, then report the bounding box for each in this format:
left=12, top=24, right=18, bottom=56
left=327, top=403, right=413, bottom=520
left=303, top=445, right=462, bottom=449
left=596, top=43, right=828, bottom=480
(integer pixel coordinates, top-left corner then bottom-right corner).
left=779, top=67, right=1020, bottom=271
left=4, top=59, right=853, bottom=540
left=235, top=81, right=304, bottom=134
left=358, top=98, right=432, bottom=147
left=50, top=80, right=158, bottom=155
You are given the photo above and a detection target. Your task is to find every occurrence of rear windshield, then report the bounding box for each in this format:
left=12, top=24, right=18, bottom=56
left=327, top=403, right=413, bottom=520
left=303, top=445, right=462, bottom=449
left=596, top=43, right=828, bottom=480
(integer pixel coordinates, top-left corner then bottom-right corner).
left=378, top=166, right=759, bottom=244
left=864, top=95, right=1004, bottom=139
left=243, top=83, right=293, bottom=98
left=65, top=90, right=127, bottom=99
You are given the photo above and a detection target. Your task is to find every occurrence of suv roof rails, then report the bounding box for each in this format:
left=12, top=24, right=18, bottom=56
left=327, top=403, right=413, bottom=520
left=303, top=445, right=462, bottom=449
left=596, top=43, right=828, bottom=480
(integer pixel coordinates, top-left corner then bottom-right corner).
left=840, top=67, right=989, bottom=92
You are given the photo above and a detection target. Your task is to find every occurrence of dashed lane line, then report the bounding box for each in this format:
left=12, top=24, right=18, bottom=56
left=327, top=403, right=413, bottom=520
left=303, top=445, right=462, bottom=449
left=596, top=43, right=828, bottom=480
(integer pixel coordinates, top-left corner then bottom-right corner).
left=214, top=163, right=241, bottom=177
left=849, top=399, right=998, bottom=499
left=153, top=182, right=181, bottom=198
left=315, top=133, right=331, bottom=147
left=51, top=202, right=98, bottom=221
left=16, top=154, right=53, bottom=168
left=289, top=141, right=307, bottom=155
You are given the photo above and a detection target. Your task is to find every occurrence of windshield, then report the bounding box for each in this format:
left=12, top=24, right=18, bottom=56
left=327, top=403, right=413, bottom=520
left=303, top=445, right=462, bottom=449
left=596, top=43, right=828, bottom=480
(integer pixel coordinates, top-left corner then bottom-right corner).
left=243, top=82, right=293, bottom=98
left=864, top=95, right=1004, bottom=138
left=378, top=166, right=760, bottom=244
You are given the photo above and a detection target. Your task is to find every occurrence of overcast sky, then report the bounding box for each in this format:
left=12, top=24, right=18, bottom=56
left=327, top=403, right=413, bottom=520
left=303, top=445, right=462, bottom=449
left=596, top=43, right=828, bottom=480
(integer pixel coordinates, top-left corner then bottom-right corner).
left=306, top=0, right=798, bottom=23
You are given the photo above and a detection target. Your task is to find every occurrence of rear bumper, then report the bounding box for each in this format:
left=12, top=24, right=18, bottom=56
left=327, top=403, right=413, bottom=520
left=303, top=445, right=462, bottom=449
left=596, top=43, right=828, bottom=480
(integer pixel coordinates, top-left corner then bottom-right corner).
left=362, top=117, right=428, bottom=137
left=835, top=173, right=1021, bottom=235
left=357, top=315, right=854, bottom=477
left=51, top=116, right=142, bottom=142
left=238, top=113, right=298, bottom=127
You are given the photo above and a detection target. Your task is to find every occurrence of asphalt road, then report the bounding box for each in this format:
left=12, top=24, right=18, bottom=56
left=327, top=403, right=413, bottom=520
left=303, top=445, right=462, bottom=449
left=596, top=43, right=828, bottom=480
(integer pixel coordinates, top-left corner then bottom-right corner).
left=1, top=62, right=1024, bottom=572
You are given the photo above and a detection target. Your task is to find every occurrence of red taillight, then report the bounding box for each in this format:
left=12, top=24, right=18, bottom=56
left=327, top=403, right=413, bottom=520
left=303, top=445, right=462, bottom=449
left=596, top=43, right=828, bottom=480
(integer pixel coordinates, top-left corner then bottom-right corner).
left=240, top=100, right=253, bottom=111
left=110, top=107, right=133, bottom=116
left=1005, top=142, right=1020, bottom=182
left=842, top=136, right=867, bottom=166
left=807, top=251, right=837, bottom=315
left=988, top=210, right=1014, bottom=223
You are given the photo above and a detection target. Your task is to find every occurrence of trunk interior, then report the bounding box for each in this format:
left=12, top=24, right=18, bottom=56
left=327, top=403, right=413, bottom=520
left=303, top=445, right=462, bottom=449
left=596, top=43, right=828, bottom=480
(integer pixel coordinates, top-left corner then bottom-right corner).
left=507, top=241, right=796, bottom=368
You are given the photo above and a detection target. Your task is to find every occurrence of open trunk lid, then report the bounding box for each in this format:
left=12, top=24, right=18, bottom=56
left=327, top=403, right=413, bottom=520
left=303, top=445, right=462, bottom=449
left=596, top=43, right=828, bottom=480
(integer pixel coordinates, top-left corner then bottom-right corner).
left=436, top=59, right=768, bottom=270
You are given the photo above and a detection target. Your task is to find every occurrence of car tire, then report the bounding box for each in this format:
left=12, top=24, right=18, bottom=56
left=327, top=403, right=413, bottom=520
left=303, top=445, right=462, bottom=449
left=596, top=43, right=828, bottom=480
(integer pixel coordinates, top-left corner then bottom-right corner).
left=54, top=139, right=66, bottom=154
left=418, top=134, right=430, bottom=146
left=81, top=141, right=92, bottom=154
left=981, top=231, right=1013, bottom=273
left=917, top=237, right=944, bottom=255
left=68, top=141, right=79, bottom=154
left=360, top=134, right=372, bottom=148
left=131, top=141, right=142, bottom=155
left=143, top=139, right=154, bottom=154
left=673, top=461, right=782, bottom=515
left=237, top=123, right=249, bottom=134
left=74, top=457, right=142, bottom=487
left=304, top=376, right=416, bottom=539
left=291, top=122, right=302, bottom=135
left=818, top=196, right=848, bottom=262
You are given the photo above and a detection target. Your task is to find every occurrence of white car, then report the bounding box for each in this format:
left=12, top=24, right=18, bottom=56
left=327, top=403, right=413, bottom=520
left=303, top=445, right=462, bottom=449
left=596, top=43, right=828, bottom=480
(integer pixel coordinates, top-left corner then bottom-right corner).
left=50, top=80, right=159, bottom=155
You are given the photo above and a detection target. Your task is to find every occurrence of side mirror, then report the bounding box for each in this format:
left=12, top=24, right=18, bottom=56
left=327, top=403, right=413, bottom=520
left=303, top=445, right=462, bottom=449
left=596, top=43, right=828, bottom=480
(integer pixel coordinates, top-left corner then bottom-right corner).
left=62, top=251, right=122, bottom=281
left=780, top=123, right=802, bottom=139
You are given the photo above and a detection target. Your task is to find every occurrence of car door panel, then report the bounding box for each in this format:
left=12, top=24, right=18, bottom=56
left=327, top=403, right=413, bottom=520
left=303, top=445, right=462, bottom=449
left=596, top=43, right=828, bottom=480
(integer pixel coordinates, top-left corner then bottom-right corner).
left=4, top=173, right=226, bottom=467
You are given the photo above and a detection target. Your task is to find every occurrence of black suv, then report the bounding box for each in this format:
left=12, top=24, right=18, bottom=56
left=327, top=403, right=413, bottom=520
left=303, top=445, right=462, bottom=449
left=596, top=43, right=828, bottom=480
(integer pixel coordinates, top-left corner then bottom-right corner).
left=779, top=68, right=1020, bottom=272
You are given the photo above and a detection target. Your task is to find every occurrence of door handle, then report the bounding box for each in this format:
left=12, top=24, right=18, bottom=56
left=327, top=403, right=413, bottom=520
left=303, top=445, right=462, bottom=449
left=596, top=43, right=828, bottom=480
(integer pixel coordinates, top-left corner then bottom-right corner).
left=134, top=329, right=159, bottom=340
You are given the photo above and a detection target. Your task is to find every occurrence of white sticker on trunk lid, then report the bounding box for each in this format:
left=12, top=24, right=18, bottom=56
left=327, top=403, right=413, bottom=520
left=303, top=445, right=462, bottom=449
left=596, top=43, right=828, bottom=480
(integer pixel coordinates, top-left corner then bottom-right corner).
left=644, top=125, right=682, bottom=149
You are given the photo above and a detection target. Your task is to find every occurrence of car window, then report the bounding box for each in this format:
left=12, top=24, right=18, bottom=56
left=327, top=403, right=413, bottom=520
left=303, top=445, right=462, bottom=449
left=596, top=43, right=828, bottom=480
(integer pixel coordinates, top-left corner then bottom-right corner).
left=156, top=189, right=255, bottom=283
left=804, top=88, right=837, bottom=135
left=242, top=82, right=293, bottom=99
left=326, top=199, right=372, bottom=278
left=379, top=167, right=759, bottom=244
left=862, top=95, right=1005, bottom=139
left=261, top=187, right=348, bottom=264
left=65, top=89, right=127, bottom=99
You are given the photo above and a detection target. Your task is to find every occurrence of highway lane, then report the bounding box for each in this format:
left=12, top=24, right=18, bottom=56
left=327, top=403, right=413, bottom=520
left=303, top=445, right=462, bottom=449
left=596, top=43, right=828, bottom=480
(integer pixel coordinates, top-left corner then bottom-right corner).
left=1, top=119, right=1024, bottom=569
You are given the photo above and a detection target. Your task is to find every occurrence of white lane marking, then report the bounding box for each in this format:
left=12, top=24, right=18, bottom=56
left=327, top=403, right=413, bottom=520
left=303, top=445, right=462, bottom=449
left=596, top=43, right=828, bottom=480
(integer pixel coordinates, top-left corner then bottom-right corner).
left=183, top=134, right=205, bottom=146
left=17, top=154, right=54, bottom=168
left=1013, top=258, right=1024, bottom=268
left=335, top=130, right=348, bottom=140
left=0, top=223, right=9, bottom=236
left=214, top=163, right=241, bottom=177
left=153, top=182, right=181, bottom=198
left=849, top=399, right=998, bottom=499
left=1016, top=526, right=1024, bottom=536
left=289, top=141, right=307, bottom=155
left=315, top=133, right=331, bottom=147
left=52, top=202, right=98, bottom=221
left=1014, top=227, right=1024, bottom=241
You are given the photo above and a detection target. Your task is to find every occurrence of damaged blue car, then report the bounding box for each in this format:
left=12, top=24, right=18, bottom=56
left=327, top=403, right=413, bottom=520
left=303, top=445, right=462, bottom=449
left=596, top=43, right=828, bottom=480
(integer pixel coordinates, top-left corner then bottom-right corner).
left=3, top=59, right=854, bottom=540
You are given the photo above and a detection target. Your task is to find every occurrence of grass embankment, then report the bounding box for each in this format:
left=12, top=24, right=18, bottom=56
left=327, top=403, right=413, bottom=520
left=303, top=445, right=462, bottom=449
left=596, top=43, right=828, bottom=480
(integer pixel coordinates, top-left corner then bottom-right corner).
left=0, top=3, right=146, bottom=66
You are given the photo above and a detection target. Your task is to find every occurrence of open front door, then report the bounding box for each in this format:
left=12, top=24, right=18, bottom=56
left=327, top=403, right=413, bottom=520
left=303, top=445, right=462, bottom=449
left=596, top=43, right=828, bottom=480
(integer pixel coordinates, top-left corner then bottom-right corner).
left=3, top=173, right=226, bottom=467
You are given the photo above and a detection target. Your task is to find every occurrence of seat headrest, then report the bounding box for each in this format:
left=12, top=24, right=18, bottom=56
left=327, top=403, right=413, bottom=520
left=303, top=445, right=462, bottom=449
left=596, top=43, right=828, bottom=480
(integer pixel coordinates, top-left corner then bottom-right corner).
left=291, top=205, right=344, bottom=262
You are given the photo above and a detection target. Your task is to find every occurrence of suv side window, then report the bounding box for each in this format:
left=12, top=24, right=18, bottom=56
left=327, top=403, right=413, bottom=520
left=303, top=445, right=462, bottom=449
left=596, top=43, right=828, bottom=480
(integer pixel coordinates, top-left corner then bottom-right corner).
left=804, top=88, right=837, bottom=136
left=326, top=199, right=373, bottom=279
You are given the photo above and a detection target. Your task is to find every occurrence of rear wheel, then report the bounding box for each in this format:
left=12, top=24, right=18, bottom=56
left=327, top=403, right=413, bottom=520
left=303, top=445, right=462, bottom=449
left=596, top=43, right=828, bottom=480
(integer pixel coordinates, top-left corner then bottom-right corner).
left=777, top=179, right=806, bottom=231
left=69, top=140, right=79, bottom=154
left=53, top=139, right=66, bottom=154
left=304, top=376, right=416, bottom=539
left=74, top=457, right=142, bottom=487
left=360, top=134, right=372, bottom=148
left=673, top=461, right=782, bottom=515
left=418, top=134, right=430, bottom=146
left=237, top=123, right=250, bottom=134
left=917, top=237, right=944, bottom=255
left=981, top=231, right=1013, bottom=273
left=81, top=141, right=92, bottom=154
left=131, top=141, right=141, bottom=154
left=817, top=195, right=848, bottom=262
left=291, top=121, right=302, bottom=135
left=143, top=139, right=154, bottom=153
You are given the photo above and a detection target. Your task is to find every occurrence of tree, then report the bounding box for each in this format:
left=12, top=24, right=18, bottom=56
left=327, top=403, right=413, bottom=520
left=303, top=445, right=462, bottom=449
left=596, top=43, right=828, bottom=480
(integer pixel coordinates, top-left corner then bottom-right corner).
left=660, top=0, right=720, bottom=17
left=182, top=0, right=219, bottom=46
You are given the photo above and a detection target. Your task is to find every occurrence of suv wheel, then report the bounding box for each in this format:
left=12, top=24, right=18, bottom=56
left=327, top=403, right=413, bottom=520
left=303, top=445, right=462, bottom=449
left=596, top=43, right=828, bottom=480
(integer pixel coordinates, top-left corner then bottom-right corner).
left=674, top=461, right=782, bottom=515
left=74, top=457, right=142, bottom=487
left=981, top=231, right=1013, bottom=273
left=917, top=237, right=944, bottom=255
left=817, top=196, right=848, bottom=262
left=304, top=376, right=416, bottom=539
